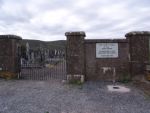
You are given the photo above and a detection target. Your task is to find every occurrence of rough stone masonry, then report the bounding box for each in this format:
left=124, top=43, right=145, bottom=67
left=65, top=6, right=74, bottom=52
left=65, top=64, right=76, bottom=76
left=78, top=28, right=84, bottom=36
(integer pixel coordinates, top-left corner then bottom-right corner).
left=0, top=35, right=22, bottom=79
left=0, top=31, right=149, bottom=81
left=65, top=31, right=150, bottom=82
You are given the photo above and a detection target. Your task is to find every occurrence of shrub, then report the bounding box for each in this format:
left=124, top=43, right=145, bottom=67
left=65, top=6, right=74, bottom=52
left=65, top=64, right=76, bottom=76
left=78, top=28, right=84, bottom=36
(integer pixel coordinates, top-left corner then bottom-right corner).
left=120, top=73, right=131, bottom=83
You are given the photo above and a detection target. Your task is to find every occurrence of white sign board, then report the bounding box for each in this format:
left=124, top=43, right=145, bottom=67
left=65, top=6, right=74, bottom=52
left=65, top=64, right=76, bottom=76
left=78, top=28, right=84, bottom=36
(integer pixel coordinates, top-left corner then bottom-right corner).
left=96, top=43, right=118, bottom=58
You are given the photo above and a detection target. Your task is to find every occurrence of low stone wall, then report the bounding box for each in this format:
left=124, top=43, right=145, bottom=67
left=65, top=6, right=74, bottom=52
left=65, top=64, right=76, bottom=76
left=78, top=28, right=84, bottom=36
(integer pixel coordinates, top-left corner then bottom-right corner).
left=85, top=39, right=129, bottom=81
left=65, top=31, right=150, bottom=82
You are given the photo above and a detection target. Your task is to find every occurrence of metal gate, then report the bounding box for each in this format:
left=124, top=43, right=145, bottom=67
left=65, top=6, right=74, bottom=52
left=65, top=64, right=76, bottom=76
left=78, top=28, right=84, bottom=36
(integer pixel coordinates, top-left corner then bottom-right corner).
left=19, top=43, right=66, bottom=80
left=20, top=58, right=66, bottom=80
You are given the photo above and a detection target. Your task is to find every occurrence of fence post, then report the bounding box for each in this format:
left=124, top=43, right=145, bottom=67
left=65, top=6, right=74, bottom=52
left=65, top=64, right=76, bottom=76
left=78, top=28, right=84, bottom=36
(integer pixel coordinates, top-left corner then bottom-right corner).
left=65, top=31, right=86, bottom=83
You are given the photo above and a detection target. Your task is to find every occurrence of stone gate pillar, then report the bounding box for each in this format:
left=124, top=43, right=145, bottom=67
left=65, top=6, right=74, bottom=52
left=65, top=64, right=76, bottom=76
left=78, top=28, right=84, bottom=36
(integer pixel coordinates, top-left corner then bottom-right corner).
left=65, top=32, right=86, bottom=83
left=125, top=31, right=150, bottom=78
left=0, top=35, right=22, bottom=79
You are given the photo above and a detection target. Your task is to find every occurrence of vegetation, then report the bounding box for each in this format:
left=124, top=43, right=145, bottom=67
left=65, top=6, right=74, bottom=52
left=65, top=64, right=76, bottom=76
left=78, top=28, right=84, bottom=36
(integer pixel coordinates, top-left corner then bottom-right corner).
left=20, top=45, right=27, bottom=60
left=21, top=39, right=66, bottom=51
left=69, top=79, right=83, bottom=85
left=119, top=73, right=131, bottom=83
left=0, top=71, right=17, bottom=80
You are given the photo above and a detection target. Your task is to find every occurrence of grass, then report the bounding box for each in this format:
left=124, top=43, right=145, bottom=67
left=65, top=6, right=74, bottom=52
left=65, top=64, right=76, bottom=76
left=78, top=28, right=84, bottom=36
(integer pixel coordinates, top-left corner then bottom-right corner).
left=69, top=79, right=83, bottom=85
left=119, top=73, right=131, bottom=83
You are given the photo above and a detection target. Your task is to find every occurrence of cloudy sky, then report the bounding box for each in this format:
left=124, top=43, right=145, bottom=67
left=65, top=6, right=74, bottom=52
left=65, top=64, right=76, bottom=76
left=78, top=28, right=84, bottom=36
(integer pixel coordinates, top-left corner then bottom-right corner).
left=0, top=0, right=150, bottom=41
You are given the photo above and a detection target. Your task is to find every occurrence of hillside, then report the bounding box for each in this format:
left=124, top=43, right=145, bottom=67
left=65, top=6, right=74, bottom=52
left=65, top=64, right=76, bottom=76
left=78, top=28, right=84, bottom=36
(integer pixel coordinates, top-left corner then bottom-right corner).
left=21, top=39, right=66, bottom=50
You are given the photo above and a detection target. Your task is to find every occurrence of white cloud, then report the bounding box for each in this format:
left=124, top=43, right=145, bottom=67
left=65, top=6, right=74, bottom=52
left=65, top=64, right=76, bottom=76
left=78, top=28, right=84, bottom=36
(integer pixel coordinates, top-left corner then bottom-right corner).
left=0, top=0, right=150, bottom=40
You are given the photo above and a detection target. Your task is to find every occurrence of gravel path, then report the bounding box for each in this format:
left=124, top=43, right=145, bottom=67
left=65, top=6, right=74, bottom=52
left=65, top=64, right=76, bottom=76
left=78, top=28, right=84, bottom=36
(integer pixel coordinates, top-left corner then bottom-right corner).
left=0, top=79, right=149, bottom=113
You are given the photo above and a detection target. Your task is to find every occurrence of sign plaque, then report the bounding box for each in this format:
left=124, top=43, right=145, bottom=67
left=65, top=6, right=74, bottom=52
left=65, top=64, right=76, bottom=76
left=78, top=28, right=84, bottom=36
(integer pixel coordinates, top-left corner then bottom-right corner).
left=96, top=43, right=118, bottom=58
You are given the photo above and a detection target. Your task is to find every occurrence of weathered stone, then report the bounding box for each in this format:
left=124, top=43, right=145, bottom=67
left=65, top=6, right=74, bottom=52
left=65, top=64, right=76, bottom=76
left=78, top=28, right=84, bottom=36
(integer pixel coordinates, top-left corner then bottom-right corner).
left=0, top=35, right=22, bottom=79
left=85, top=39, right=129, bottom=81
left=125, top=31, right=150, bottom=78
left=65, top=31, right=150, bottom=82
left=65, top=32, right=86, bottom=82
left=125, top=31, right=150, bottom=37
left=67, top=74, right=85, bottom=83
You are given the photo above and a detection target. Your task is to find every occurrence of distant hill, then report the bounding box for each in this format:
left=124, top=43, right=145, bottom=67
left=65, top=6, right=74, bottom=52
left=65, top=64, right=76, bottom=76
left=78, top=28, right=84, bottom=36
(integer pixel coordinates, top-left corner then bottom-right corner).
left=21, top=39, right=66, bottom=51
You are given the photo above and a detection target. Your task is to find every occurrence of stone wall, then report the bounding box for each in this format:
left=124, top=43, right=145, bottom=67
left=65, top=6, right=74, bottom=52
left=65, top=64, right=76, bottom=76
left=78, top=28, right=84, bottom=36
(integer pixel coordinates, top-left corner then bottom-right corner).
left=85, top=39, right=129, bottom=81
left=0, top=35, right=22, bottom=79
left=65, top=31, right=150, bottom=82
left=65, top=32, right=85, bottom=82
left=125, top=31, right=150, bottom=78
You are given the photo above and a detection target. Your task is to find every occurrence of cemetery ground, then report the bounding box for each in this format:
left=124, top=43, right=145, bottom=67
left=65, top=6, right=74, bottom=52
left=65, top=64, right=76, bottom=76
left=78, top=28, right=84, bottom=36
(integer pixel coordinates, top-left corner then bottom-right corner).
left=0, top=79, right=150, bottom=113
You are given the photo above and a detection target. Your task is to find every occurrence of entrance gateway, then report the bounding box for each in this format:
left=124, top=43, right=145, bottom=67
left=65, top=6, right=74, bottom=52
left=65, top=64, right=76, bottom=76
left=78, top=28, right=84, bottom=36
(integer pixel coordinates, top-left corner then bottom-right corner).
left=0, top=31, right=150, bottom=82
left=20, top=57, right=66, bottom=80
left=65, top=31, right=150, bottom=82
left=0, top=35, right=66, bottom=80
left=20, top=44, right=66, bottom=80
